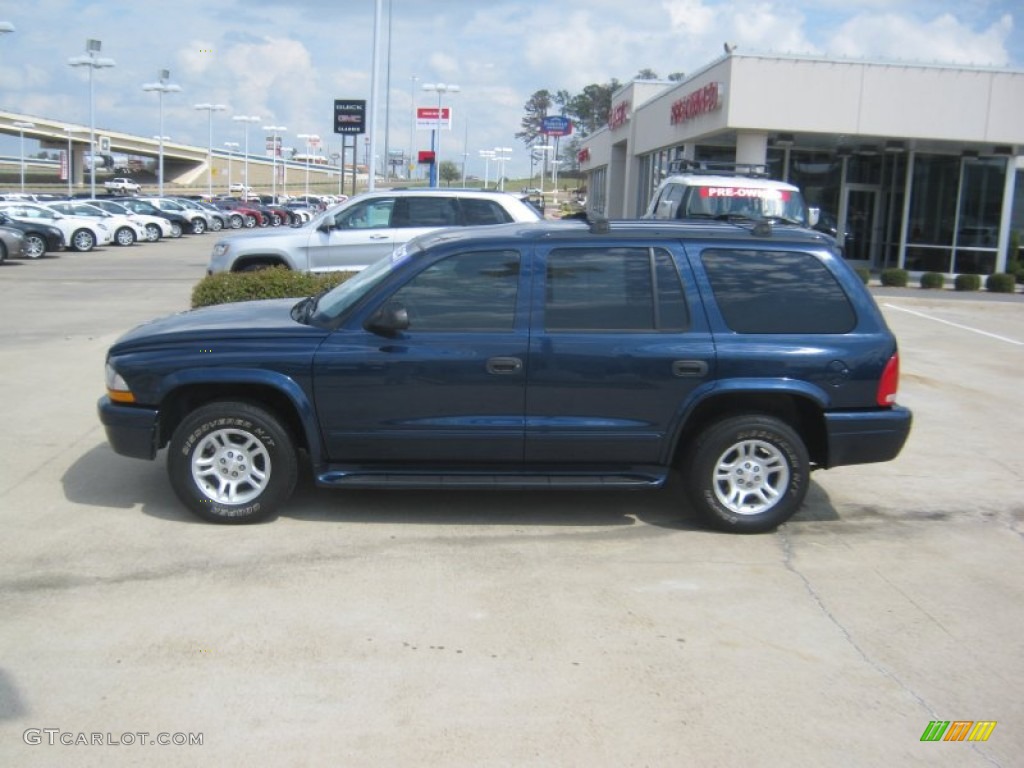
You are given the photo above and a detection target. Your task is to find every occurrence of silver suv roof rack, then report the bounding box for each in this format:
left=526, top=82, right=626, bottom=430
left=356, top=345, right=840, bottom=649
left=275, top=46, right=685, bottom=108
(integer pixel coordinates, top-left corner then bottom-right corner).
left=666, top=159, right=769, bottom=177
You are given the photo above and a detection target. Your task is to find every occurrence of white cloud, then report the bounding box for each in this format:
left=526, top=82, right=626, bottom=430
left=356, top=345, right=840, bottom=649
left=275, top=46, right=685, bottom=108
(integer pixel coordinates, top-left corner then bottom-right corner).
left=827, top=12, right=1014, bottom=66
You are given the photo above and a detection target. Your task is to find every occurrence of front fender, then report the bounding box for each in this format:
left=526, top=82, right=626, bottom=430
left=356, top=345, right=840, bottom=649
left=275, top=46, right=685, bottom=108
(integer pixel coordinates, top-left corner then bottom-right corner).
left=158, top=367, right=324, bottom=465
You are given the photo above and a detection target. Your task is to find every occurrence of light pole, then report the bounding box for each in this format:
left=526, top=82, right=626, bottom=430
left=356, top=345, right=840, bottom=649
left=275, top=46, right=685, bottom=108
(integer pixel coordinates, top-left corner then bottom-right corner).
left=142, top=70, right=181, bottom=196
left=63, top=126, right=77, bottom=196
left=12, top=121, right=34, bottom=193
left=195, top=103, right=226, bottom=198
left=407, top=75, right=419, bottom=180
left=232, top=115, right=261, bottom=195
left=68, top=39, right=115, bottom=198
left=263, top=125, right=287, bottom=202
left=297, top=133, right=319, bottom=197
left=551, top=159, right=563, bottom=199
left=494, top=147, right=512, bottom=191
left=479, top=149, right=495, bottom=189
left=421, top=82, right=459, bottom=187
left=534, top=144, right=553, bottom=192
left=223, top=141, right=239, bottom=194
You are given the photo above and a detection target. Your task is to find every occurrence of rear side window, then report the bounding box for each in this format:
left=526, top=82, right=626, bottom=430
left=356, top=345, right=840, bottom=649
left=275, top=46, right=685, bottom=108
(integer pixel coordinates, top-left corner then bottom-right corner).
left=459, top=198, right=513, bottom=225
left=652, top=184, right=684, bottom=219
left=391, top=197, right=459, bottom=227
left=701, top=249, right=855, bottom=334
left=545, top=247, right=689, bottom=331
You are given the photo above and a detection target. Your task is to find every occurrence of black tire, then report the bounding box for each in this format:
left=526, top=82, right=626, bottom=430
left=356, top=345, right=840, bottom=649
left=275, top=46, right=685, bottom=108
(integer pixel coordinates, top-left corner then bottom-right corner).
left=683, top=414, right=809, bottom=533
left=210, top=216, right=224, bottom=232
left=23, top=233, right=46, bottom=259
left=169, top=221, right=183, bottom=238
left=115, top=226, right=136, bottom=246
left=71, top=228, right=96, bottom=252
left=167, top=401, right=297, bottom=524
left=0, top=242, right=6, bottom=264
left=229, top=213, right=244, bottom=229
left=244, top=215, right=256, bottom=228
left=144, top=223, right=161, bottom=242
left=190, top=217, right=207, bottom=235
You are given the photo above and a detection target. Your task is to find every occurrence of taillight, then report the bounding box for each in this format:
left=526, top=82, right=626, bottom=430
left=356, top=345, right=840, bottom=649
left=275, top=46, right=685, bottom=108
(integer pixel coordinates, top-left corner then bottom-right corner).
left=877, top=352, right=900, bottom=406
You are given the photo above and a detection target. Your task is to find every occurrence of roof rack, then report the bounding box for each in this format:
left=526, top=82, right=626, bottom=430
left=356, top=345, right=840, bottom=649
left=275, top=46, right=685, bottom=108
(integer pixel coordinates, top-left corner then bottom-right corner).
left=666, top=159, right=769, bottom=178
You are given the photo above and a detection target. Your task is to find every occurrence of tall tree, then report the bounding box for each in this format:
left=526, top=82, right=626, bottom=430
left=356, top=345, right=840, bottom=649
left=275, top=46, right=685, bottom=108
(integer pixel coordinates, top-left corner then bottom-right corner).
left=516, top=89, right=553, bottom=147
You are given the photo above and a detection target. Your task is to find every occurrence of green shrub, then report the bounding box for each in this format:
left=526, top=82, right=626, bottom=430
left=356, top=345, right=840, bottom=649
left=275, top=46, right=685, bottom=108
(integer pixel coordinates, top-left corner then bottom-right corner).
left=985, top=272, right=1017, bottom=294
left=191, top=267, right=355, bottom=309
left=919, top=272, right=945, bottom=290
left=954, top=274, right=981, bottom=292
left=880, top=268, right=909, bottom=287
left=854, top=267, right=871, bottom=285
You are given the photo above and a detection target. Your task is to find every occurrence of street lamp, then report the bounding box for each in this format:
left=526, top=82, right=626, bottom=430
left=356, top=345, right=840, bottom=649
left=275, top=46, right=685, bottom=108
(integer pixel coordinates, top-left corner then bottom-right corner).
left=195, top=103, right=227, bottom=198
left=479, top=149, right=495, bottom=189
left=421, top=82, right=459, bottom=187
left=12, top=121, right=35, bottom=193
left=63, top=126, right=79, bottom=196
left=296, top=133, right=319, bottom=197
left=494, top=147, right=512, bottom=191
left=263, top=124, right=287, bottom=202
left=223, top=141, right=239, bottom=194
left=534, top=144, right=553, bottom=192
left=407, top=75, right=419, bottom=180
left=142, top=70, right=182, bottom=196
left=232, top=115, right=261, bottom=195
left=68, top=38, right=116, bottom=198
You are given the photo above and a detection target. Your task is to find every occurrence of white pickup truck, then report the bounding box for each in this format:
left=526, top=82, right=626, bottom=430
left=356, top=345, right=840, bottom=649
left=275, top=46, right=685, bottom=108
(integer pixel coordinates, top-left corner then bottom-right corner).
left=104, top=177, right=142, bottom=195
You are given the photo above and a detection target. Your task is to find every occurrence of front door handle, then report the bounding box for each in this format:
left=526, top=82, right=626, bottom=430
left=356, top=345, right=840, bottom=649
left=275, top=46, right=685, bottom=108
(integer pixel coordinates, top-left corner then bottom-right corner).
left=486, top=357, right=523, bottom=375
left=672, top=360, right=708, bottom=377
left=369, top=234, right=390, bottom=240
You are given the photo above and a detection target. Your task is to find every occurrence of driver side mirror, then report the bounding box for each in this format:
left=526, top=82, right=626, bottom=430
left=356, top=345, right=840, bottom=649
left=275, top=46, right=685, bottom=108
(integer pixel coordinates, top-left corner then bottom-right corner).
left=364, top=302, right=409, bottom=337
left=317, top=218, right=335, bottom=233
left=808, top=207, right=820, bottom=228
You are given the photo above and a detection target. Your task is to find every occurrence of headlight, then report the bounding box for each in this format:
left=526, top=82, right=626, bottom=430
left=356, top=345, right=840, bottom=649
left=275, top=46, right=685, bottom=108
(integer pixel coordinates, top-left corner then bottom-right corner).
left=212, top=243, right=229, bottom=257
left=105, top=362, right=135, bottom=403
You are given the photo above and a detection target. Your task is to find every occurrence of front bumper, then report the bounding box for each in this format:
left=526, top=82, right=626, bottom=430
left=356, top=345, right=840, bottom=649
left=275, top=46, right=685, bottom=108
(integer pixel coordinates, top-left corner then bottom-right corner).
left=824, top=406, right=912, bottom=468
left=97, top=396, right=160, bottom=460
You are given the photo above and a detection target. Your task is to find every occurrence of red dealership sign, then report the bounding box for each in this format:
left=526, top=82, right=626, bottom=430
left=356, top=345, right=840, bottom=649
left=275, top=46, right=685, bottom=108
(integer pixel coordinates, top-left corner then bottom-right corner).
left=607, top=100, right=630, bottom=131
left=670, top=82, right=723, bottom=125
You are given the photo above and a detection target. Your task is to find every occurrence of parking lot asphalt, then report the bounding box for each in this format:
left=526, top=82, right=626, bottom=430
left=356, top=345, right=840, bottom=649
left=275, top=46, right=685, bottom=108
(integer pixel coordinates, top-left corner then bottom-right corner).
left=0, top=237, right=1021, bottom=767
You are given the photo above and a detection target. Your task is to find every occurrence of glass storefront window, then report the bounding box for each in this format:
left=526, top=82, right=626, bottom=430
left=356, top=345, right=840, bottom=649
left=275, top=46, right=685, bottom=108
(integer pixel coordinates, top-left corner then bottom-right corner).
left=788, top=151, right=841, bottom=226
left=953, top=157, right=1005, bottom=274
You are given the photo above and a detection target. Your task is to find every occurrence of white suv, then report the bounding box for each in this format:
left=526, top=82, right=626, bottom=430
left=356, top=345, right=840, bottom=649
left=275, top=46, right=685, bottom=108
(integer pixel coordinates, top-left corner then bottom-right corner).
left=643, top=160, right=818, bottom=227
left=207, top=188, right=543, bottom=274
left=0, top=202, right=113, bottom=252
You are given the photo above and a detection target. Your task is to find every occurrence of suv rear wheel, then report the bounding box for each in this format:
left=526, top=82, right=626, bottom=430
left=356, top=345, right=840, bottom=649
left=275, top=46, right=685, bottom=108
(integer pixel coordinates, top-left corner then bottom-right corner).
left=683, top=414, right=809, bottom=533
left=168, top=401, right=298, bottom=524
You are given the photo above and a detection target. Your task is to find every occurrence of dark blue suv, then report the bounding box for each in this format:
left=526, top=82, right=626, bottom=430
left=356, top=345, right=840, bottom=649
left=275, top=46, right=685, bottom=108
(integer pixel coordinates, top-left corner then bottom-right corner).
left=99, top=220, right=911, bottom=532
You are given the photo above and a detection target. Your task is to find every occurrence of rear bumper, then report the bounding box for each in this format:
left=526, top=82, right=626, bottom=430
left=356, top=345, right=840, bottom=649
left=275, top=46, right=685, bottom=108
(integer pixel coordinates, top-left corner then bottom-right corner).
left=97, top=396, right=160, bottom=460
left=824, top=406, right=912, bottom=467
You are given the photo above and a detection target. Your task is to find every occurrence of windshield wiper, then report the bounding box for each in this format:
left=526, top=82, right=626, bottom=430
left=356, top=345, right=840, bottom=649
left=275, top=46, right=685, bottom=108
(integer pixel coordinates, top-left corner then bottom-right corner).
left=763, top=215, right=803, bottom=225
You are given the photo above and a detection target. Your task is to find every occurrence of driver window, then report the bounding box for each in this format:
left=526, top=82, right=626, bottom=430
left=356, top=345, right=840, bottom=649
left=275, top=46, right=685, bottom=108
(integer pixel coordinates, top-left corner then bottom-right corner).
left=334, top=199, right=394, bottom=229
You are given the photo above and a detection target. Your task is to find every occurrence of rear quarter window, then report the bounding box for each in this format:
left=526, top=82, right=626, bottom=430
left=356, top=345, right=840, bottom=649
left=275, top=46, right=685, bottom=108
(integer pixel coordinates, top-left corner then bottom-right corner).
left=701, top=249, right=856, bottom=334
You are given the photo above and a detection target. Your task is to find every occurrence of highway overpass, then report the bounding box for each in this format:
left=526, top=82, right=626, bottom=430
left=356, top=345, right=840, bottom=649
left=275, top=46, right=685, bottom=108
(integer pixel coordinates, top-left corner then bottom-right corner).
left=0, top=110, right=355, bottom=196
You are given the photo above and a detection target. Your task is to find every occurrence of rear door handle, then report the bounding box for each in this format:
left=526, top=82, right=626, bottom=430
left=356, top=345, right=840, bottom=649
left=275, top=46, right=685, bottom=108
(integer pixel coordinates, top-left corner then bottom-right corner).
left=486, top=357, right=523, bottom=375
left=672, top=360, right=708, bottom=377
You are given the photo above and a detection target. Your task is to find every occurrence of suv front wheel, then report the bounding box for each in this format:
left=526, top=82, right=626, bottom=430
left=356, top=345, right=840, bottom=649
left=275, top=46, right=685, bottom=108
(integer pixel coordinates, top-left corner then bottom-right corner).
left=168, top=401, right=298, bottom=524
left=683, top=414, right=809, bottom=533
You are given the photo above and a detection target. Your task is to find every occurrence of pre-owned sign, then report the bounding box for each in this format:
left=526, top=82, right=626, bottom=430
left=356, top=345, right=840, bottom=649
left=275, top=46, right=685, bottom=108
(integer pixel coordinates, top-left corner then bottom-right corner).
left=334, top=99, right=366, bottom=134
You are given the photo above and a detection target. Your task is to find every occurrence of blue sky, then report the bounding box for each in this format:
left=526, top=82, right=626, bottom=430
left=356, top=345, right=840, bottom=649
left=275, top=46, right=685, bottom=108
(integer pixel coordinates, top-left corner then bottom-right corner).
left=0, top=0, right=1021, bottom=177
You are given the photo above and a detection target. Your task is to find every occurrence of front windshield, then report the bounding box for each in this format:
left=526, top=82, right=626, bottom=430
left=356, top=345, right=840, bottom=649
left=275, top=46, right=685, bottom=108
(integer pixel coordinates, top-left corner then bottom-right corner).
left=685, top=186, right=807, bottom=224
left=311, top=250, right=409, bottom=324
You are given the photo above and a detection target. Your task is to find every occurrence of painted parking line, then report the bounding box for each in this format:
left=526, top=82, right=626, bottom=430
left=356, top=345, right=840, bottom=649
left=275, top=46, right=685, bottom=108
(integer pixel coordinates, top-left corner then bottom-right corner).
left=883, top=303, right=1024, bottom=346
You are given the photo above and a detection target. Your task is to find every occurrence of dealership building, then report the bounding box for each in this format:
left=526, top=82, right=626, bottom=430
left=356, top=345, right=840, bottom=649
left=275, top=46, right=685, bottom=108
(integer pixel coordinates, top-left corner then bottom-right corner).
left=577, top=52, right=1024, bottom=274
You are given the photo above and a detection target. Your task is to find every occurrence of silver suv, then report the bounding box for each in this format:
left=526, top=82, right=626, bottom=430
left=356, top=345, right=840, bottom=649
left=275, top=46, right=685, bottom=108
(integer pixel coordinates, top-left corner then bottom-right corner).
left=206, top=189, right=543, bottom=274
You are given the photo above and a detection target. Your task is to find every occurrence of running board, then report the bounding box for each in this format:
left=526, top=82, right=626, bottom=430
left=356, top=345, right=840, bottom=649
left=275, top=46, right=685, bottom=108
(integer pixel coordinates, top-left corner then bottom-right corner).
left=316, top=467, right=668, bottom=490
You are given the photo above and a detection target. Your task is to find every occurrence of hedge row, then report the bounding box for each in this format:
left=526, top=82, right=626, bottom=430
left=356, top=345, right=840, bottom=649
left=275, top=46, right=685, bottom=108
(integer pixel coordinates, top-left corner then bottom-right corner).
left=191, top=267, right=355, bottom=309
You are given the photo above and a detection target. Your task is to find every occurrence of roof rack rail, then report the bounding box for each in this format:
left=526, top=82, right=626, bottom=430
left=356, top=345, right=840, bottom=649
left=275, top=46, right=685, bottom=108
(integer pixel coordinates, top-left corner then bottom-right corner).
left=666, top=159, right=770, bottom=178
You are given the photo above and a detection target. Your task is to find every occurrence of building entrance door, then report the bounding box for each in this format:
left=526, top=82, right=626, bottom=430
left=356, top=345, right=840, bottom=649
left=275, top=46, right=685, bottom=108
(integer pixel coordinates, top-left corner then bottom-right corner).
left=840, top=185, right=881, bottom=265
